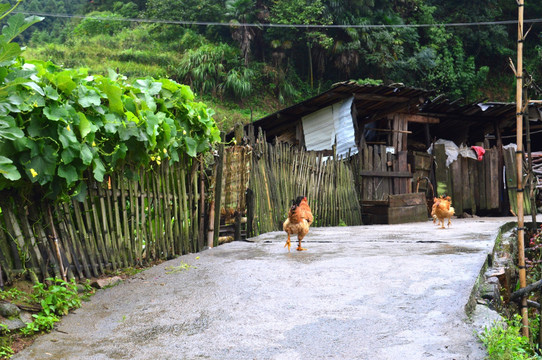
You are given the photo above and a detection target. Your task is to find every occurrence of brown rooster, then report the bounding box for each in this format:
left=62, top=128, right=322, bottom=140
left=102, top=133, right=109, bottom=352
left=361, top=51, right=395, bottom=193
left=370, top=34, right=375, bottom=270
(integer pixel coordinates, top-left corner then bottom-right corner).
left=283, top=196, right=313, bottom=251
left=431, top=196, right=455, bottom=229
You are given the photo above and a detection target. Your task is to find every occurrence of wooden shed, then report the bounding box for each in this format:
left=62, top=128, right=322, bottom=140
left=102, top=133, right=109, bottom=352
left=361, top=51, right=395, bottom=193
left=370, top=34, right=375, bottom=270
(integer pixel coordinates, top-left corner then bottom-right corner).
left=233, top=81, right=542, bottom=223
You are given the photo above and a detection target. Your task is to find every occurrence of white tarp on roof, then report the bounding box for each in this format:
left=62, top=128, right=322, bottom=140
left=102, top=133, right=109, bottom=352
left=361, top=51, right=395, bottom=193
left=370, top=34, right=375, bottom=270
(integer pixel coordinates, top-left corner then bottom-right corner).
left=301, top=96, right=357, bottom=157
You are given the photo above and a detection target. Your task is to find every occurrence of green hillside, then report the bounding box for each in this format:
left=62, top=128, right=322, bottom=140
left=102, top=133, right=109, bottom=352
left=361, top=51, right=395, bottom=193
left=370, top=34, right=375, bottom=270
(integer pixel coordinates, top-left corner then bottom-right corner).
left=13, top=0, right=542, bottom=130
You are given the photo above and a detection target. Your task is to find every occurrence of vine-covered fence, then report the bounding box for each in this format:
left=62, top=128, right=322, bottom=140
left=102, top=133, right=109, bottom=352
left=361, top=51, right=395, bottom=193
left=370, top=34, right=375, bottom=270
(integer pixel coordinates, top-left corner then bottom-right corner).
left=0, top=158, right=204, bottom=284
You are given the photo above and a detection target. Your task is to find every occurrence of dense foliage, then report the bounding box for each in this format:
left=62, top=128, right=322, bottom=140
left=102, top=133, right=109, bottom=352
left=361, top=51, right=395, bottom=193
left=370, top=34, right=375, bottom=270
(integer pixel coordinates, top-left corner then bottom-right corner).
left=14, top=0, right=542, bottom=108
left=0, top=6, right=220, bottom=200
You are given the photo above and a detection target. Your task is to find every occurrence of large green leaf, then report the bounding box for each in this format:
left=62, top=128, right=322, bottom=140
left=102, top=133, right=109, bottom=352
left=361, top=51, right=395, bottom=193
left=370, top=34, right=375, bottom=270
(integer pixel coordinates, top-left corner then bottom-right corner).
left=77, top=112, right=92, bottom=138
left=97, top=80, right=123, bottom=114
left=44, top=103, right=69, bottom=121
left=58, top=124, right=78, bottom=148
left=54, top=71, right=77, bottom=95
left=2, top=14, right=43, bottom=43
left=92, top=158, right=106, bottom=182
left=134, top=78, right=162, bottom=96
left=0, top=4, right=11, bottom=14
left=72, top=182, right=88, bottom=202
left=80, top=144, right=94, bottom=166
left=184, top=136, right=197, bottom=157
left=76, top=85, right=101, bottom=108
left=0, top=155, right=20, bottom=181
left=0, top=42, right=21, bottom=66
left=61, top=146, right=77, bottom=164
left=0, top=115, right=23, bottom=140
left=57, top=164, right=78, bottom=186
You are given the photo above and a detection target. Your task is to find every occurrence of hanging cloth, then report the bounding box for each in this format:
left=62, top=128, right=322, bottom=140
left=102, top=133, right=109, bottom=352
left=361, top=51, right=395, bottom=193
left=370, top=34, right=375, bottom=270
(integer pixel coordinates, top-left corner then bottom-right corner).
left=471, top=146, right=486, bottom=161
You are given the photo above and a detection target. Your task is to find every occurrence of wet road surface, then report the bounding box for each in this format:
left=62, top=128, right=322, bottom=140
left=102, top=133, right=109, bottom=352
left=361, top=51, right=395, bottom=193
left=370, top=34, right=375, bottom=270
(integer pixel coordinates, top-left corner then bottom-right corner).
left=13, top=217, right=515, bottom=360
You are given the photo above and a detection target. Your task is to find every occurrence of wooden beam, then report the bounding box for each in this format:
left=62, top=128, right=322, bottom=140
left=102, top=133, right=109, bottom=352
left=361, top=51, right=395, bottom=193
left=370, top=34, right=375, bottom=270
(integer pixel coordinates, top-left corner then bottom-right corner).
left=370, top=128, right=412, bottom=134
left=354, top=93, right=411, bottom=103
left=401, top=114, right=440, bottom=124
left=359, top=171, right=412, bottom=178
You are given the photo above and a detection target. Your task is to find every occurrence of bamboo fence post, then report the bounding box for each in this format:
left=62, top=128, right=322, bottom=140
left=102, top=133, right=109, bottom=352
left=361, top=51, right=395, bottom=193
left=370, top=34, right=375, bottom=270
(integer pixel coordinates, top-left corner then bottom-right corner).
left=180, top=164, right=190, bottom=253
left=59, top=203, right=86, bottom=279
left=19, top=204, right=47, bottom=279
left=0, top=225, right=14, bottom=284
left=213, top=141, right=225, bottom=247
left=161, top=163, right=172, bottom=257
left=54, top=209, right=78, bottom=280
left=120, top=169, right=134, bottom=265
left=167, top=163, right=176, bottom=256
left=171, top=164, right=182, bottom=255
left=190, top=161, right=200, bottom=252
left=98, top=179, right=117, bottom=270
left=515, top=0, right=529, bottom=337
left=86, top=182, right=108, bottom=273
left=32, top=214, right=61, bottom=280
left=47, top=205, right=67, bottom=282
left=151, top=168, right=164, bottom=259
left=199, top=158, right=206, bottom=250
left=73, top=200, right=99, bottom=277
left=139, top=169, right=148, bottom=262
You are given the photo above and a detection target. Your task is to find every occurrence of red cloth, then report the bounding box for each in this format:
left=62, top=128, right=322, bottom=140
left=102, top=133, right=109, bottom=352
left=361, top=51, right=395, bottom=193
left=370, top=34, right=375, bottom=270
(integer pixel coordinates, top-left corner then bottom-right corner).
left=471, top=146, right=486, bottom=161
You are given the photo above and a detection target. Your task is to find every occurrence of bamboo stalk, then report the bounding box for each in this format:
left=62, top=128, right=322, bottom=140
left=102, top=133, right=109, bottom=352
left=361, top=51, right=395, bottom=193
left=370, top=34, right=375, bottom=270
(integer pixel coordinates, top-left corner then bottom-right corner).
left=128, top=170, right=139, bottom=264
left=180, top=164, right=190, bottom=253
left=47, top=205, right=67, bottom=282
left=71, top=201, right=98, bottom=277
left=18, top=204, right=47, bottom=279
left=153, top=166, right=165, bottom=259
left=213, top=142, right=225, bottom=247
left=139, top=169, right=148, bottom=262
left=163, top=163, right=174, bottom=256
left=112, top=174, right=128, bottom=267
left=98, top=179, right=117, bottom=270
left=133, top=168, right=142, bottom=264
left=86, top=181, right=107, bottom=273
left=60, top=203, right=87, bottom=279
left=171, top=164, right=182, bottom=255
left=0, top=225, right=14, bottom=284
left=120, top=169, right=134, bottom=265
left=516, top=0, right=529, bottom=337
left=191, top=160, right=200, bottom=252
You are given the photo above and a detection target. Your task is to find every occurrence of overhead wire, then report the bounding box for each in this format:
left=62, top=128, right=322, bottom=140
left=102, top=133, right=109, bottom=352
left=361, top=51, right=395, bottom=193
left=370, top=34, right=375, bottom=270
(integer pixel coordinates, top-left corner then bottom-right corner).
left=12, top=10, right=542, bottom=29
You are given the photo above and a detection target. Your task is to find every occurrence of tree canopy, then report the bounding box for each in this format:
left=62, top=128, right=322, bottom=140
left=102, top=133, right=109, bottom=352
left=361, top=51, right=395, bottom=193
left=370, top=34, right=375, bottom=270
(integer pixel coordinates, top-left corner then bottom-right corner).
left=13, top=0, right=542, bottom=107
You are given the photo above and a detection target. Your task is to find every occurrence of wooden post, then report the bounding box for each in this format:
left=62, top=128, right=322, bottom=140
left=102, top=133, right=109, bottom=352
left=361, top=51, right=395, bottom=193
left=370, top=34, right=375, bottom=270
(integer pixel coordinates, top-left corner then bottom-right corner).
left=515, top=0, right=529, bottom=337
left=246, top=188, right=254, bottom=238
left=213, top=136, right=225, bottom=248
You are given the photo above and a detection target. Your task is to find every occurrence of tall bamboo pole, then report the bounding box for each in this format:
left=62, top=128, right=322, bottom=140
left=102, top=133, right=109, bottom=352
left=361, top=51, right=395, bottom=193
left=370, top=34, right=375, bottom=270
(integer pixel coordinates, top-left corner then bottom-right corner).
left=516, top=0, right=529, bottom=337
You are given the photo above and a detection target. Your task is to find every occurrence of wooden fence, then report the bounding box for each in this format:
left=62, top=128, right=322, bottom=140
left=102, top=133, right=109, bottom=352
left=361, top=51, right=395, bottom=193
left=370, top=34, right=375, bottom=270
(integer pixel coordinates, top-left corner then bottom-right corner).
left=247, top=132, right=362, bottom=236
left=432, top=144, right=504, bottom=215
left=349, top=145, right=412, bottom=202
left=503, top=147, right=534, bottom=216
left=0, top=157, right=204, bottom=283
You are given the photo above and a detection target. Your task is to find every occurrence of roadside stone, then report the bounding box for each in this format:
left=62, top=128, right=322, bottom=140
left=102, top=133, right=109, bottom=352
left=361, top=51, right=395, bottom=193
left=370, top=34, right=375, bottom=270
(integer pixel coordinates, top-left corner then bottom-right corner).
left=471, top=304, right=504, bottom=336
left=480, top=282, right=500, bottom=302
left=19, top=311, right=33, bottom=324
left=1, top=317, right=26, bottom=331
left=0, top=302, right=20, bottom=318
left=91, top=276, right=123, bottom=289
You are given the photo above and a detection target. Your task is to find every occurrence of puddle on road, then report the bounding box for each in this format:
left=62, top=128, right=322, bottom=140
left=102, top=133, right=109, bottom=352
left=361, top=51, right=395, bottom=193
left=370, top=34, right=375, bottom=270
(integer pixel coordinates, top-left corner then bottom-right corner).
left=426, top=244, right=480, bottom=255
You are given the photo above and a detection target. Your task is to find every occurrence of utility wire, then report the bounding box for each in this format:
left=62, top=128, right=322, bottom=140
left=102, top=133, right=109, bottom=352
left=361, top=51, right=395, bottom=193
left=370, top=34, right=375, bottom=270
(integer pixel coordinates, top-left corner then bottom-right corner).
left=13, top=10, right=542, bottom=29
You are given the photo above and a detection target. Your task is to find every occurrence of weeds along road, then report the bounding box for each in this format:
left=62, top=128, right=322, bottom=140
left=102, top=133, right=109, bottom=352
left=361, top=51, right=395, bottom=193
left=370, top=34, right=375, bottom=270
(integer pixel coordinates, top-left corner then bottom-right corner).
left=14, top=217, right=516, bottom=360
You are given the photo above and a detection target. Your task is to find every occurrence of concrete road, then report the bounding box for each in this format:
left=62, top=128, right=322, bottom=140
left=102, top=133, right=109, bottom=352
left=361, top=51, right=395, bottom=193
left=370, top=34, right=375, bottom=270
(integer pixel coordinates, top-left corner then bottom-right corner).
left=14, top=217, right=515, bottom=360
